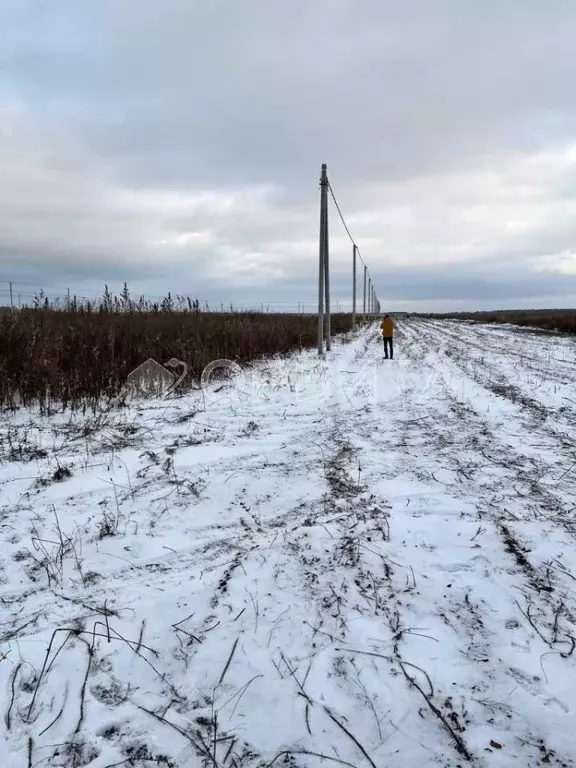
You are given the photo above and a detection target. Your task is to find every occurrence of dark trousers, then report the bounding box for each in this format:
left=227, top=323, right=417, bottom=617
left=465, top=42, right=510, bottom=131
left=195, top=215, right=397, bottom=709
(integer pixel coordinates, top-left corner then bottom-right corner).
left=383, top=336, right=393, bottom=359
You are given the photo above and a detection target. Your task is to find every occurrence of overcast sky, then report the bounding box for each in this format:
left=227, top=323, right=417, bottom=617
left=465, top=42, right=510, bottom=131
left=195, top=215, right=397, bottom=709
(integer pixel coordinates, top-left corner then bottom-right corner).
left=2, top=1, right=576, bottom=311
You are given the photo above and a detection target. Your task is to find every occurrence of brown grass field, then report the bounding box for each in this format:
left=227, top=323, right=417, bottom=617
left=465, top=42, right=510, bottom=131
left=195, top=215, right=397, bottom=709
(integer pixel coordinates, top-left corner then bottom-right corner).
left=0, top=305, right=352, bottom=412
left=4, top=289, right=573, bottom=414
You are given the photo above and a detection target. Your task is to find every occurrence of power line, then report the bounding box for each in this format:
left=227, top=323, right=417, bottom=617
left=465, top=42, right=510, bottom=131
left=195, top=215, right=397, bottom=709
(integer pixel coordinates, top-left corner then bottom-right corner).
left=325, top=174, right=381, bottom=320
left=327, top=180, right=367, bottom=269
left=327, top=182, right=356, bottom=249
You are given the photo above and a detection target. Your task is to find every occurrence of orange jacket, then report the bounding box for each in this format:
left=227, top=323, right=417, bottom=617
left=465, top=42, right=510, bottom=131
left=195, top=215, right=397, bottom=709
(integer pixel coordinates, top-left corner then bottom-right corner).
left=381, top=316, right=394, bottom=337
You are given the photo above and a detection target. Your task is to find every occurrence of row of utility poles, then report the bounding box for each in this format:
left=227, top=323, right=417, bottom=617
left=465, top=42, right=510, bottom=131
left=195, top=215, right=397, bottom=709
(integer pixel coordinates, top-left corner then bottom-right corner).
left=3, top=282, right=72, bottom=310
left=318, top=163, right=381, bottom=355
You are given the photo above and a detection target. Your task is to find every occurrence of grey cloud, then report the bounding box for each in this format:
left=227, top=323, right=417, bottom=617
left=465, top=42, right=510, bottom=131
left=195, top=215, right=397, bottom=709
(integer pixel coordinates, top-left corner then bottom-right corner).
left=4, top=240, right=575, bottom=314
left=7, top=1, right=576, bottom=187
left=371, top=263, right=576, bottom=304
left=3, top=1, right=576, bottom=309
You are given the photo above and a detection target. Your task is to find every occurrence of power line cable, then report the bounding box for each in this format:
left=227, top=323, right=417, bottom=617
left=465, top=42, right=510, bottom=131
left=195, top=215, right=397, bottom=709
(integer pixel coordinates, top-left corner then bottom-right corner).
left=327, top=180, right=369, bottom=271
left=326, top=174, right=381, bottom=316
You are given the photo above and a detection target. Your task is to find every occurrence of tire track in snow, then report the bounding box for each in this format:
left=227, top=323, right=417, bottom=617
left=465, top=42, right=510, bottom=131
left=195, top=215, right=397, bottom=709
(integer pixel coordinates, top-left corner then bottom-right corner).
left=422, top=318, right=576, bottom=432
left=2, top=323, right=576, bottom=767
left=342, top=320, right=576, bottom=766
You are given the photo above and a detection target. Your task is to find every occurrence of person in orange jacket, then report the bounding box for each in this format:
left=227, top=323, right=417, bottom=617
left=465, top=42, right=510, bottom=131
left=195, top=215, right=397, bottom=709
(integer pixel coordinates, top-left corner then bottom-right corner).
left=380, top=314, right=394, bottom=359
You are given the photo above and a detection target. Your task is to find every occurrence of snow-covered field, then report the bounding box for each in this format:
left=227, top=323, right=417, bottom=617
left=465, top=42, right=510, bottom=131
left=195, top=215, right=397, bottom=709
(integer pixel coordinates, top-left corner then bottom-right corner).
left=2, top=318, right=576, bottom=767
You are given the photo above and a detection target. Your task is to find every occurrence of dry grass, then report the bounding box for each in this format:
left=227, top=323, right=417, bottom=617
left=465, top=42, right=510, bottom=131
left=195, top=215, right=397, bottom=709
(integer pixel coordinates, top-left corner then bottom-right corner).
left=0, top=303, right=352, bottom=412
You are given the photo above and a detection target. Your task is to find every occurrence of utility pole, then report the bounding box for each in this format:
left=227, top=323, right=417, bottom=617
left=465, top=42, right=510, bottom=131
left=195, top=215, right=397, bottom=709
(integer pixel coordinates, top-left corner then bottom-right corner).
left=368, top=277, right=372, bottom=316
left=9, top=281, right=13, bottom=310
left=363, top=265, right=367, bottom=322
left=318, top=163, right=328, bottom=355
left=323, top=165, right=331, bottom=352
left=66, top=288, right=71, bottom=311
left=352, top=244, right=357, bottom=328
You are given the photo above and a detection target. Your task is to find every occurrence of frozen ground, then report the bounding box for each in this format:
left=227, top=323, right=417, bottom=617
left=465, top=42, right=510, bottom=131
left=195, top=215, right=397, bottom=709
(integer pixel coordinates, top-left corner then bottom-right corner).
left=1, top=318, right=576, bottom=767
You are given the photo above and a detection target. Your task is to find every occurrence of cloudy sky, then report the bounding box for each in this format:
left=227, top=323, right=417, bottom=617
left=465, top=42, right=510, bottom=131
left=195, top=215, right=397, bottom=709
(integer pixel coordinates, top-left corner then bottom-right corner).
left=2, top=1, right=576, bottom=311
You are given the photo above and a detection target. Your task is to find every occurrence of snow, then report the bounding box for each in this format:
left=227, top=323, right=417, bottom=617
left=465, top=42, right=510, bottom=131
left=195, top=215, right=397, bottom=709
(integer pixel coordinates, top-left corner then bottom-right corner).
left=1, top=318, right=576, bottom=767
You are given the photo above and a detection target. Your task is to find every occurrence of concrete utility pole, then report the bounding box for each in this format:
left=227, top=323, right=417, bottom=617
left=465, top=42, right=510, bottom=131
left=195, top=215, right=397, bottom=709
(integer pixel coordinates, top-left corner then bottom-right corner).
left=363, top=265, right=367, bottom=322
left=9, top=281, right=13, bottom=310
left=318, top=163, right=328, bottom=354
left=368, top=278, right=372, bottom=316
left=352, top=244, right=357, bottom=328
left=323, top=166, right=331, bottom=351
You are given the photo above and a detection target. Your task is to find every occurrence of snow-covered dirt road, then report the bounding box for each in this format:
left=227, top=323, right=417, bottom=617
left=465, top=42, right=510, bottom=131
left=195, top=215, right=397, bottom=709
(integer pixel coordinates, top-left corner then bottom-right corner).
left=2, top=319, right=576, bottom=767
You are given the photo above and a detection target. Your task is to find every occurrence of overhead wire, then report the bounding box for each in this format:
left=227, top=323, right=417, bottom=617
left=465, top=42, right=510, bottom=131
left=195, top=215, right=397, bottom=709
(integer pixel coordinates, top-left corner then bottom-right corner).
left=327, top=180, right=370, bottom=270
left=327, top=178, right=379, bottom=308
